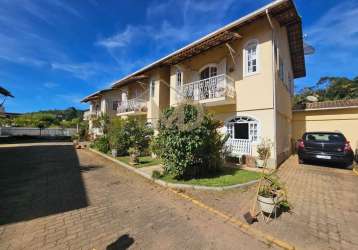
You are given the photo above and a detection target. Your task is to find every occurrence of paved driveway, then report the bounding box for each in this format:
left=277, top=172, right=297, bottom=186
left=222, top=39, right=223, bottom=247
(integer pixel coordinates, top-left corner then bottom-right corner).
left=186, top=156, right=358, bottom=250
left=0, top=142, right=270, bottom=250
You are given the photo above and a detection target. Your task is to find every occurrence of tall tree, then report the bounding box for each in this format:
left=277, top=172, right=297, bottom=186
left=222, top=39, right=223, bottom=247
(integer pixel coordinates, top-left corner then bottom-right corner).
left=294, top=76, right=358, bottom=104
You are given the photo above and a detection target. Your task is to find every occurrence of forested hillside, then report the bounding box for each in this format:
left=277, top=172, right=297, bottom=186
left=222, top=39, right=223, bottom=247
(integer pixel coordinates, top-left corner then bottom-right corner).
left=294, top=76, right=358, bottom=105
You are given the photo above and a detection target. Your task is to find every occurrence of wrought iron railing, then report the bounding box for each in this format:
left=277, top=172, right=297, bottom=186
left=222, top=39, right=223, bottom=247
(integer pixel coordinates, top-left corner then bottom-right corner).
left=177, top=74, right=235, bottom=102
left=117, top=97, right=147, bottom=114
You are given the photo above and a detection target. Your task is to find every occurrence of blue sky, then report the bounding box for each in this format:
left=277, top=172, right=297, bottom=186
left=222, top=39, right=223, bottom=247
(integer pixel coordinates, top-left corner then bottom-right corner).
left=1, top=0, right=358, bottom=113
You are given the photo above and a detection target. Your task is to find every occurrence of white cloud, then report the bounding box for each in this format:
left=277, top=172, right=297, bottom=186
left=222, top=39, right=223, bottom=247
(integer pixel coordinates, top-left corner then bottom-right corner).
left=50, top=62, right=112, bottom=80
left=307, top=1, right=358, bottom=47
left=97, top=25, right=150, bottom=49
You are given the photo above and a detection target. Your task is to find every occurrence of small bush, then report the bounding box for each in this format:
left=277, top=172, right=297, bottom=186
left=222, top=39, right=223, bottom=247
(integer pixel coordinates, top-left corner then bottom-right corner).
left=107, top=118, right=154, bottom=156
left=91, top=135, right=110, bottom=153
left=152, top=103, right=227, bottom=180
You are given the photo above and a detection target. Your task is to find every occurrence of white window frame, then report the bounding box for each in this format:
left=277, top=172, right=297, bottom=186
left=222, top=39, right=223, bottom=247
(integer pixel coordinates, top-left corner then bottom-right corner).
left=243, top=39, right=259, bottom=77
left=226, top=116, right=260, bottom=143
left=199, top=63, right=218, bottom=80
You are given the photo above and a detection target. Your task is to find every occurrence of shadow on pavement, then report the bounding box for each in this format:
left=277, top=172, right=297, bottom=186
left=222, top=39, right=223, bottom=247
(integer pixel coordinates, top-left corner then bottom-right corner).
left=0, top=135, right=71, bottom=144
left=0, top=143, right=90, bottom=225
left=106, top=234, right=135, bottom=250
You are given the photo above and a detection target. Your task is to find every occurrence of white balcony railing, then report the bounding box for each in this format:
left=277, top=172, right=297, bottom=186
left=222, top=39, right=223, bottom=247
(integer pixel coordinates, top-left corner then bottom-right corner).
left=117, top=97, right=147, bottom=114
left=177, top=74, right=235, bottom=102
left=225, top=138, right=252, bottom=156
left=83, top=110, right=100, bottom=120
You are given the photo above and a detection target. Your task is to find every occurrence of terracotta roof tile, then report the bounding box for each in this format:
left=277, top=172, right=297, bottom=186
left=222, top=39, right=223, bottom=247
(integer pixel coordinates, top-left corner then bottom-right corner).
left=294, top=99, right=358, bottom=111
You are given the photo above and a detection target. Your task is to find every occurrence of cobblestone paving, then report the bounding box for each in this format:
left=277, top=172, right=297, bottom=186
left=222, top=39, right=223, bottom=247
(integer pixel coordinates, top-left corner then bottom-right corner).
left=0, top=143, right=271, bottom=250
left=186, top=156, right=358, bottom=250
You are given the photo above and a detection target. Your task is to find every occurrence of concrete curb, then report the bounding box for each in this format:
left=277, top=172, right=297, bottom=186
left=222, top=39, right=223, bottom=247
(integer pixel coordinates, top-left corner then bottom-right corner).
left=88, top=148, right=259, bottom=191
left=88, top=148, right=296, bottom=250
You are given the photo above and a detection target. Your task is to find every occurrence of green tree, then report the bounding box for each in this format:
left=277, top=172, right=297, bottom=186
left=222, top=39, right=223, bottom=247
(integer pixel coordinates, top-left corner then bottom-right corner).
left=294, top=76, right=358, bottom=105
left=152, top=103, right=227, bottom=180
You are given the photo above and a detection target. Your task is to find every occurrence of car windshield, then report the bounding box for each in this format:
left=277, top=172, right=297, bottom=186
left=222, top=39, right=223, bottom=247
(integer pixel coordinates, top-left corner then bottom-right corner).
left=304, top=133, right=345, bottom=142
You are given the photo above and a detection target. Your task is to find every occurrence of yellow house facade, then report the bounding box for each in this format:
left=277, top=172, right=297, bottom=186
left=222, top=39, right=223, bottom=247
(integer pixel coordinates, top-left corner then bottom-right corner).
left=293, top=99, right=358, bottom=152
left=81, top=0, right=306, bottom=168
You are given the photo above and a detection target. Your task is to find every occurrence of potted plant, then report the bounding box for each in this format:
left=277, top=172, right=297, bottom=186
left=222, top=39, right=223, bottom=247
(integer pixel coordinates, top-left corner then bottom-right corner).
left=128, top=147, right=140, bottom=165
left=257, top=173, right=290, bottom=215
left=109, top=136, right=119, bottom=157
left=256, top=138, right=272, bottom=168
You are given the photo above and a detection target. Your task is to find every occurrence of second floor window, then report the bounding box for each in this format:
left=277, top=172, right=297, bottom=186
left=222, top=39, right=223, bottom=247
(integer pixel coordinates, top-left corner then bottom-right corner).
left=279, top=57, right=285, bottom=82
left=176, top=70, right=182, bottom=87
left=244, top=40, right=258, bottom=75
left=245, top=41, right=258, bottom=75
left=112, top=101, right=118, bottom=111
left=150, top=80, right=155, bottom=97
left=200, top=66, right=217, bottom=80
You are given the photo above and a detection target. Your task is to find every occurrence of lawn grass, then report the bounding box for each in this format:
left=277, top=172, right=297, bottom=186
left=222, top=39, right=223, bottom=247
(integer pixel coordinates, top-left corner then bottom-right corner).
left=117, top=156, right=162, bottom=168
left=159, top=168, right=260, bottom=187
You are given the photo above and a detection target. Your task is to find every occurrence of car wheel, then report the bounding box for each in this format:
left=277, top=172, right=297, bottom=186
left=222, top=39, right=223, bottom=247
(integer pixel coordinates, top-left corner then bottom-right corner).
left=345, top=161, right=354, bottom=170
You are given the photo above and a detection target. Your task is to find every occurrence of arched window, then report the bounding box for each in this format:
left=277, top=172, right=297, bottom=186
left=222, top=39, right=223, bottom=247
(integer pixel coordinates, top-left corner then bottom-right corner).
left=226, top=116, right=259, bottom=142
left=244, top=40, right=259, bottom=76
left=200, top=65, right=217, bottom=80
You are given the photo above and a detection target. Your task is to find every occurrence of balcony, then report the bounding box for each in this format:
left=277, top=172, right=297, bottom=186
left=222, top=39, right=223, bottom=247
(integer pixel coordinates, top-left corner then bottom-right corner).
left=176, top=74, right=235, bottom=106
left=83, top=110, right=101, bottom=120
left=117, top=97, right=147, bottom=116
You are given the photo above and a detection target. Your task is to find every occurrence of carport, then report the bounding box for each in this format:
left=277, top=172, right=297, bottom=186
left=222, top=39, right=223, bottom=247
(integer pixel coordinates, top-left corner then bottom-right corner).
left=293, top=99, right=358, bottom=152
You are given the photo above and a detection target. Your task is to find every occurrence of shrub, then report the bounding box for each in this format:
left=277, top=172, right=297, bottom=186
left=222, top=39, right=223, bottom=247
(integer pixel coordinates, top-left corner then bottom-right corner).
left=107, top=118, right=154, bottom=156
left=91, top=135, right=110, bottom=153
left=152, top=103, right=227, bottom=180
left=257, top=138, right=273, bottom=161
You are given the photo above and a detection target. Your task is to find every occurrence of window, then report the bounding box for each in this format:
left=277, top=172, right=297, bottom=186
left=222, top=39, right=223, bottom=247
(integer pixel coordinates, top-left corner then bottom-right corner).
left=150, top=80, right=155, bottom=97
left=279, top=57, right=284, bottom=82
left=288, top=73, right=294, bottom=95
left=226, top=116, right=259, bottom=142
left=112, top=101, right=119, bottom=111
left=200, top=66, right=217, bottom=80
left=244, top=40, right=258, bottom=75
left=176, top=70, right=182, bottom=87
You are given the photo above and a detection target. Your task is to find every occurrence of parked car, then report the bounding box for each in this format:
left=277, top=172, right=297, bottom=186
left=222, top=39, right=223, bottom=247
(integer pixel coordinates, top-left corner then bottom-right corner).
left=297, top=132, right=354, bottom=167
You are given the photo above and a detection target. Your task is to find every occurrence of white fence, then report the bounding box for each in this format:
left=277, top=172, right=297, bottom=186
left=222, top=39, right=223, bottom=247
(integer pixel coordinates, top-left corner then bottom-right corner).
left=225, top=138, right=252, bottom=156
left=0, top=127, right=77, bottom=137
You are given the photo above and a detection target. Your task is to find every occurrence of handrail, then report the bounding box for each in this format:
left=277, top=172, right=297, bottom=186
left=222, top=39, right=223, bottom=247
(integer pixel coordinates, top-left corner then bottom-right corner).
left=177, top=74, right=235, bottom=101
left=117, top=97, right=147, bottom=114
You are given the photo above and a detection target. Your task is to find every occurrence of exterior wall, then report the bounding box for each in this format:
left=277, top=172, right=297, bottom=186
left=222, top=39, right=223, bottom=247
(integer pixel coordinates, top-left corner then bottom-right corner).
left=147, top=67, right=170, bottom=126
left=272, top=19, right=295, bottom=165
left=169, top=17, right=279, bottom=168
left=235, top=18, right=274, bottom=112
left=101, top=89, right=122, bottom=118
left=293, top=108, right=358, bottom=151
